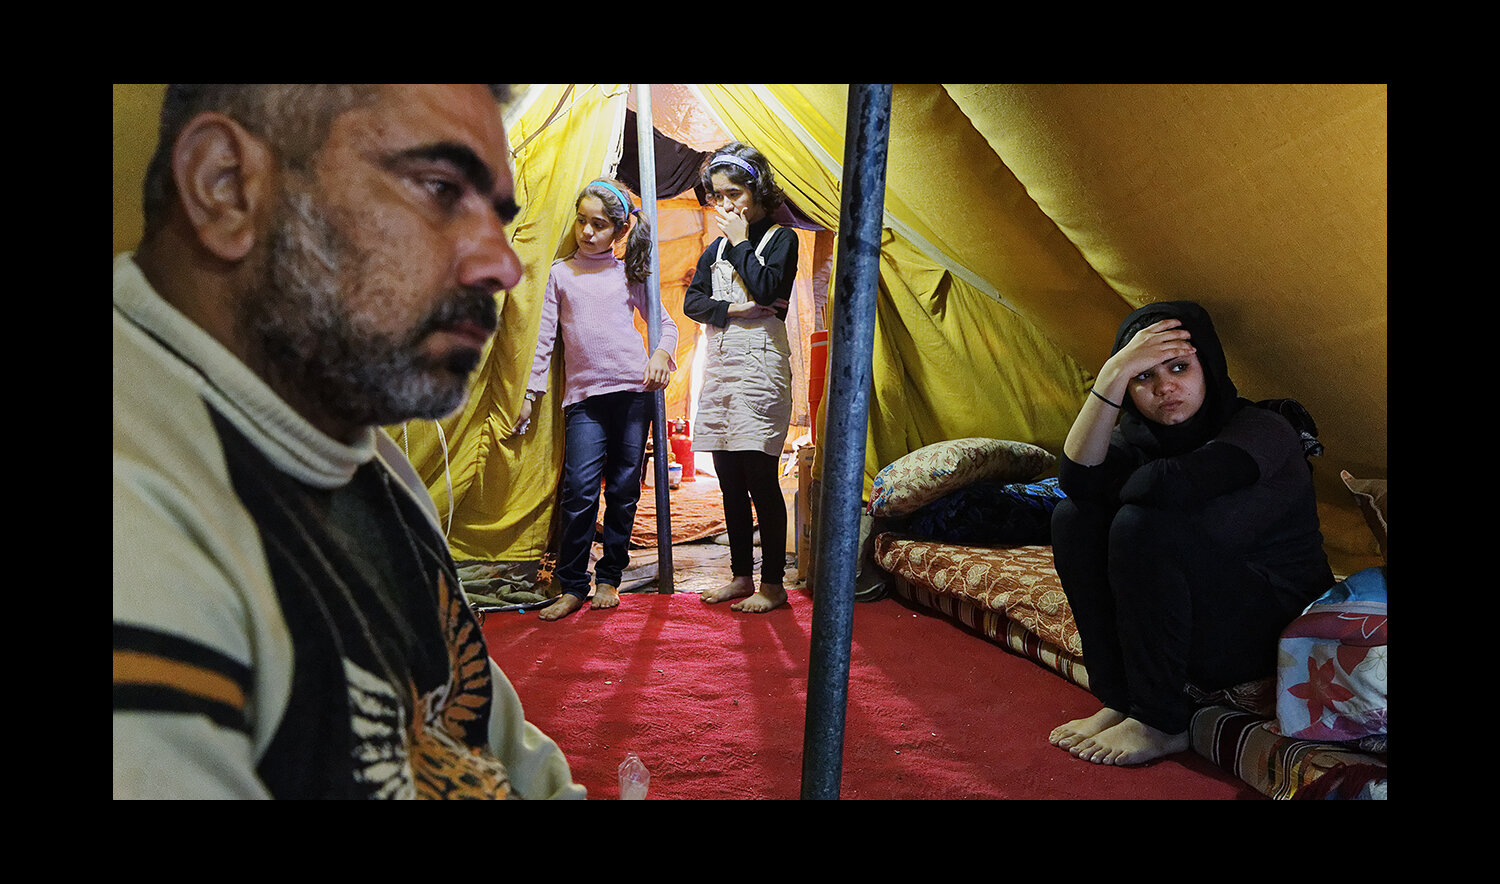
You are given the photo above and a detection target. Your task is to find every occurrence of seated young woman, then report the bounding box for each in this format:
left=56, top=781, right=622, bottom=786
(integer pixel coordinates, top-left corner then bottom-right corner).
left=1047, top=300, right=1334, bottom=766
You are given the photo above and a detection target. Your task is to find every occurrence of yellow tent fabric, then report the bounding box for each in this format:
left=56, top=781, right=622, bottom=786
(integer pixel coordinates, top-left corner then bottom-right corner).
left=112, top=84, right=1386, bottom=576
left=951, top=85, right=1388, bottom=575
left=742, top=84, right=1101, bottom=479
left=696, top=84, right=1386, bottom=574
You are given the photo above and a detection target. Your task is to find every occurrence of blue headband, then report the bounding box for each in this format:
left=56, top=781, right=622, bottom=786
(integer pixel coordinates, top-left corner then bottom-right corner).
left=589, top=180, right=639, bottom=215
left=709, top=154, right=759, bottom=181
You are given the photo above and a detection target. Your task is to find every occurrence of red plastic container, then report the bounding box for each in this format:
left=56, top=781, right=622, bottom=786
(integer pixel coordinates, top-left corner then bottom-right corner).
left=809, top=330, right=829, bottom=444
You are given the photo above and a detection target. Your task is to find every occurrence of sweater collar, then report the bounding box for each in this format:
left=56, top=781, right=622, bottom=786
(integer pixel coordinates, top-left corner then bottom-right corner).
left=570, top=248, right=620, bottom=266
left=113, top=253, right=376, bottom=489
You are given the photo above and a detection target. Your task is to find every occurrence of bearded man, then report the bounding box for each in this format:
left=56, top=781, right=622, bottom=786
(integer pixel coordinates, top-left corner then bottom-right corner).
left=113, top=85, right=584, bottom=799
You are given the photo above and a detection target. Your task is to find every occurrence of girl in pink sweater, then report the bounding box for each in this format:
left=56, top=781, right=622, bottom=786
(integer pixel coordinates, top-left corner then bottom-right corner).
left=518, top=179, right=678, bottom=621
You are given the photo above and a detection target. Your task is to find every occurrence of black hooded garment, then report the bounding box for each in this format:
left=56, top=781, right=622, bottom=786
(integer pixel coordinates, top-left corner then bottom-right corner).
left=1113, top=299, right=1242, bottom=457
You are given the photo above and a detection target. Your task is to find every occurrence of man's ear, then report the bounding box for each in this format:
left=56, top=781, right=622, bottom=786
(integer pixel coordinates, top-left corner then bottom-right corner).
left=170, top=112, right=276, bottom=262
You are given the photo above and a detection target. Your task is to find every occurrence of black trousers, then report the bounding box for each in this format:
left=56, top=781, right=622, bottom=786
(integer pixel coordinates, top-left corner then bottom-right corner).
left=1050, top=497, right=1297, bottom=733
left=711, top=449, right=786, bottom=585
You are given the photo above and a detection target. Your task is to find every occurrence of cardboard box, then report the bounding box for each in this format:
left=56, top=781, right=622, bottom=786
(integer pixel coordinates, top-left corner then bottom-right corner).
left=796, top=445, right=816, bottom=581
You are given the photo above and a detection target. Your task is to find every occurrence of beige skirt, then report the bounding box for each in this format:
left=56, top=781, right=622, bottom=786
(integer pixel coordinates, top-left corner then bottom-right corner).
left=693, top=330, right=792, bottom=457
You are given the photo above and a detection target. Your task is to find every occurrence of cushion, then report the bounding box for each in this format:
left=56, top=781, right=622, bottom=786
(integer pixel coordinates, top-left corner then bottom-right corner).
left=1341, top=469, right=1387, bottom=561
left=903, top=477, right=1066, bottom=545
left=1273, top=566, right=1387, bottom=742
left=868, top=438, right=1055, bottom=517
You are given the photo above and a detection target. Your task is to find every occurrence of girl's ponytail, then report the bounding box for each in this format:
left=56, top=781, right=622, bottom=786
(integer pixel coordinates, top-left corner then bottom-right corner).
left=621, top=210, right=652, bottom=285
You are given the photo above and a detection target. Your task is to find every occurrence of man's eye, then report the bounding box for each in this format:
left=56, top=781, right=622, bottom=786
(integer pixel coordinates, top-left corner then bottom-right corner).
left=425, top=177, right=463, bottom=205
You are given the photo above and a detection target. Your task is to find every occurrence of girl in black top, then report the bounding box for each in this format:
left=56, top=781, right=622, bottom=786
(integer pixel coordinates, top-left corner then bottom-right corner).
left=683, top=143, right=798, bottom=613
left=1048, top=300, right=1333, bottom=765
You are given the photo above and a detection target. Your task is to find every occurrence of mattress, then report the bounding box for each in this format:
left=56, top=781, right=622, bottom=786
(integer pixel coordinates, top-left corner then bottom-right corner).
left=1190, top=705, right=1387, bottom=799
left=873, top=534, right=1088, bottom=690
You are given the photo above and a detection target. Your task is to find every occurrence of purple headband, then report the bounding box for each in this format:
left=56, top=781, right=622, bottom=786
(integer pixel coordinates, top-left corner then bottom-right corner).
left=709, top=154, right=760, bottom=181
left=590, top=180, right=639, bottom=215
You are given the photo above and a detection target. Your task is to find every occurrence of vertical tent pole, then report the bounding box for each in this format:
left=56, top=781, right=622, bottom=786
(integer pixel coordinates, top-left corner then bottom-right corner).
left=801, top=83, right=892, bottom=800
left=636, top=83, right=674, bottom=593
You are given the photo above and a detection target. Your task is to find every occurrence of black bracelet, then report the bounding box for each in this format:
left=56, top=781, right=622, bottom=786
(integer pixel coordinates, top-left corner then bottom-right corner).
left=1090, top=388, right=1122, bottom=409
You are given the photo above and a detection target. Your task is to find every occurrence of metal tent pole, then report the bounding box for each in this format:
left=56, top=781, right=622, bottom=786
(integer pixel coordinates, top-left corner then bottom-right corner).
left=801, top=83, right=892, bottom=800
left=636, top=83, right=673, bottom=593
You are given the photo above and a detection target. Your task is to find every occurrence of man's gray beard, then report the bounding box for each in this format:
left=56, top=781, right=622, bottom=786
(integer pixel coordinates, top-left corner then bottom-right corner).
left=240, top=189, right=479, bottom=430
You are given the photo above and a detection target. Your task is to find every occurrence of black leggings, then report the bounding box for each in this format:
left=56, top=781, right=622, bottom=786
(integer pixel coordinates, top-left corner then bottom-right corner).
left=1050, top=497, right=1300, bottom=733
left=712, top=450, right=786, bottom=585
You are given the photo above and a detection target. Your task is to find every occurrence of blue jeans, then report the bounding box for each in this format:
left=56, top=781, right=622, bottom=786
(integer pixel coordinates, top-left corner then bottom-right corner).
left=555, top=391, right=653, bottom=599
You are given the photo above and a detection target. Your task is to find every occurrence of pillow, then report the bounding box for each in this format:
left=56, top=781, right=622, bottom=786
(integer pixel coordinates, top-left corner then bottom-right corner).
left=868, top=438, right=1055, bottom=517
left=1273, top=566, right=1387, bottom=742
left=904, top=477, right=1066, bottom=545
left=1341, top=470, right=1387, bottom=561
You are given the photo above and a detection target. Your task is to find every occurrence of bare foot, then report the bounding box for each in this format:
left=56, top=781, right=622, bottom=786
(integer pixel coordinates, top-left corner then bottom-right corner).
left=1049, top=707, right=1126, bottom=750
left=702, top=576, right=754, bottom=604
left=592, top=584, right=620, bottom=610
left=731, top=583, right=787, bottom=613
left=1070, top=717, right=1189, bottom=766
left=537, top=594, right=584, bottom=621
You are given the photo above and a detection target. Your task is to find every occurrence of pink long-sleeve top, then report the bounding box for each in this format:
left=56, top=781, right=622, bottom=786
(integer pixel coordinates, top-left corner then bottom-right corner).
left=528, top=250, right=679, bottom=409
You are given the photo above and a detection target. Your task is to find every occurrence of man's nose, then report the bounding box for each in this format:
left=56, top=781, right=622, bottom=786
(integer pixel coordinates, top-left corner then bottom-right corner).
left=459, top=211, right=523, bottom=294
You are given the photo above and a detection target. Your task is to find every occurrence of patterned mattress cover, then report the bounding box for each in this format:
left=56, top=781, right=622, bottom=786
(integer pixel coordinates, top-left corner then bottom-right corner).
left=1191, top=706, right=1388, bottom=800
left=873, top=534, right=1087, bottom=689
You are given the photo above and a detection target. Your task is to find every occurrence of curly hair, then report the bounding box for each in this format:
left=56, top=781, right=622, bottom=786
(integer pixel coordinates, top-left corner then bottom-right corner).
left=699, top=141, right=786, bottom=214
left=578, top=178, right=654, bottom=285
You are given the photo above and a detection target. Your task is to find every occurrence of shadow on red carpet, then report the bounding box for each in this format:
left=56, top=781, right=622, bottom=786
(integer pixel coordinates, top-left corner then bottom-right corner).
left=481, top=588, right=1264, bottom=800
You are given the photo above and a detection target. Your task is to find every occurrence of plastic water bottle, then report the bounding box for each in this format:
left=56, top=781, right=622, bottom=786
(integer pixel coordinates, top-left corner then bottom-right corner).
left=618, top=752, right=650, bottom=800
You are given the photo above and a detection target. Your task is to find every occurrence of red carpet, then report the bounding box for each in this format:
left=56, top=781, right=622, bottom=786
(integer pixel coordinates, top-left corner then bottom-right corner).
left=482, top=588, right=1264, bottom=800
